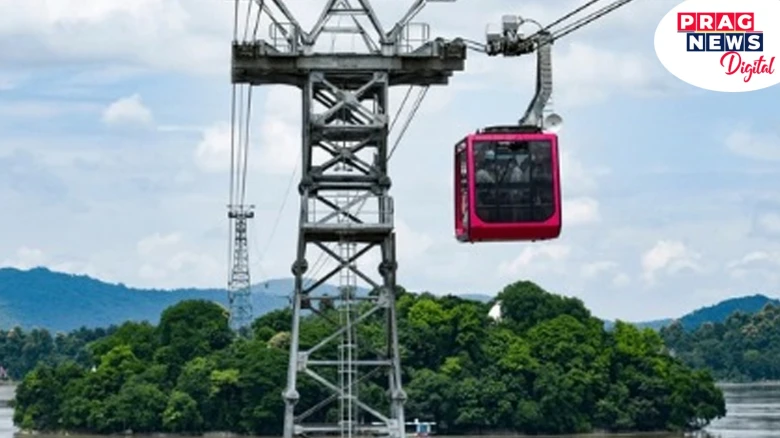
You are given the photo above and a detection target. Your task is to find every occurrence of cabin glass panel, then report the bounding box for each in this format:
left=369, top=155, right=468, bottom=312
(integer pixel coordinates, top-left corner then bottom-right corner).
left=472, top=138, right=555, bottom=223
left=457, top=142, right=468, bottom=229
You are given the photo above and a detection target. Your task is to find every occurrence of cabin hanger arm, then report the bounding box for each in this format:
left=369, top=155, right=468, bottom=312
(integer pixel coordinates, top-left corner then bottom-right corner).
left=468, top=0, right=638, bottom=128
left=518, top=31, right=552, bottom=128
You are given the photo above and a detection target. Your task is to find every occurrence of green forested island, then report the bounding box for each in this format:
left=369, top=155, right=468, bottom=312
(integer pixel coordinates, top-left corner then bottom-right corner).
left=661, top=302, right=780, bottom=382
left=11, top=281, right=724, bottom=435
left=0, top=326, right=113, bottom=381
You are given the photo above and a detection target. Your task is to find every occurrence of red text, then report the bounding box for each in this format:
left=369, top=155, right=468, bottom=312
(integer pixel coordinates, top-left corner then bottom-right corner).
left=720, top=52, right=775, bottom=82
left=678, top=12, right=755, bottom=32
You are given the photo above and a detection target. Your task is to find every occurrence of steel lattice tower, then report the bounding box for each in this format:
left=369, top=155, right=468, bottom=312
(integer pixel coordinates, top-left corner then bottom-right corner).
left=231, top=0, right=466, bottom=437
left=228, top=204, right=255, bottom=331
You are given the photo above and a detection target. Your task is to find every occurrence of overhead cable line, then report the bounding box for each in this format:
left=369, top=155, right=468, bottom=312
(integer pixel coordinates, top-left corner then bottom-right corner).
left=460, top=0, right=638, bottom=54
left=533, top=0, right=638, bottom=46
left=388, top=85, right=428, bottom=160
left=542, top=0, right=603, bottom=33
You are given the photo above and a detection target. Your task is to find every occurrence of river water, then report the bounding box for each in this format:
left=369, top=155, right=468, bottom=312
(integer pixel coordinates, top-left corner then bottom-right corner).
left=0, top=386, right=13, bottom=438
left=0, top=383, right=778, bottom=438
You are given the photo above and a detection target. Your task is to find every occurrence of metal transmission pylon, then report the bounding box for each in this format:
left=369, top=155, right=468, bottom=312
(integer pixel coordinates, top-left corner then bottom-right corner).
left=231, top=0, right=466, bottom=437
left=227, top=204, right=255, bottom=332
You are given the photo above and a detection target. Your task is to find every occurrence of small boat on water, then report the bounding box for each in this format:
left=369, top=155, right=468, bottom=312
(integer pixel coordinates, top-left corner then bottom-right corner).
left=407, top=418, right=435, bottom=438
left=369, top=418, right=436, bottom=437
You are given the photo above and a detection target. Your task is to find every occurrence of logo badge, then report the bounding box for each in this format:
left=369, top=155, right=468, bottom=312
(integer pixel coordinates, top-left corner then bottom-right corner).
left=654, top=0, right=780, bottom=92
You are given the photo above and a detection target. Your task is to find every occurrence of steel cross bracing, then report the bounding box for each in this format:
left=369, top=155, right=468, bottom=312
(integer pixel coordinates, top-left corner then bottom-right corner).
left=231, top=1, right=465, bottom=437
left=229, top=0, right=640, bottom=437
left=227, top=204, right=255, bottom=331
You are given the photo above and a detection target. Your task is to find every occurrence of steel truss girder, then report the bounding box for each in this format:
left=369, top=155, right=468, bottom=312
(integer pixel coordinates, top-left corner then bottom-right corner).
left=283, top=70, right=406, bottom=438
left=231, top=39, right=467, bottom=87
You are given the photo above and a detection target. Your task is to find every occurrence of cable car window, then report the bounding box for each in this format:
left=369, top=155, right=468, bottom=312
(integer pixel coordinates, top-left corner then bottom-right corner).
left=458, top=146, right=468, bottom=227
left=473, top=139, right=555, bottom=223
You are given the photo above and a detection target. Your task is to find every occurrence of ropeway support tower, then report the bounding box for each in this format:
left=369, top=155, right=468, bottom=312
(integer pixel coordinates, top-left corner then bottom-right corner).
left=231, top=1, right=466, bottom=437
left=227, top=204, right=255, bottom=332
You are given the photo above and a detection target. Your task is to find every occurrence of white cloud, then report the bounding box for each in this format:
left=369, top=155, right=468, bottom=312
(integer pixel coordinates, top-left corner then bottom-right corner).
left=756, top=212, right=780, bottom=236
left=497, top=243, right=571, bottom=278
left=560, top=148, right=607, bottom=196
left=396, top=219, right=434, bottom=263
left=0, top=100, right=97, bottom=119
left=101, top=94, right=153, bottom=127
left=193, top=121, right=268, bottom=174
left=1, top=246, right=47, bottom=269
left=50, top=260, right=103, bottom=279
left=727, top=251, right=780, bottom=278
left=0, top=73, right=22, bottom=90
left=581, top=261, right=617, bottom=278
left=0, top=247, right=104, bottom=279
left=197, top=87, right=300, bottom=175
left=135, top=232, right=223, bottom=288
left=612, top=273, right=630, bottom=288
left=565, top=197, right=600, bottom=226
left=136, top=232, right=182, bottom=256
left=641, top=240, right=702, bottom=283
left=725, top=126, right=780, bottom=161
left=344, top=218, right=435, bottom=283
left=554, top=42, right=673, bottom=107
left=729, top=251, right=780, bottom=267
left=0, top=0, right=231, bottom=75
left=0, top=0, right=676, bottom=83
left=579, top=261, right=631, bottom=290
left=194, top=122, right=233, bottom=173
left=256, top=116, right=299, bottom=175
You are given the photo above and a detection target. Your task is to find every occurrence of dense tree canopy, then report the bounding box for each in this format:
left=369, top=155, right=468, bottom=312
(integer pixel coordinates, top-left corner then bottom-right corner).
left=13, top=282, right=725, bottom=435
left=661, top=303, right=780, bottom=382
left=0, top=325, right=114, bottom=380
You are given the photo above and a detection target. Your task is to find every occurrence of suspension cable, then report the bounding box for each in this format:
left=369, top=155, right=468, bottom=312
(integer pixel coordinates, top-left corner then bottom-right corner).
left=252, top=0, right=264, bottom=40
left=542, top=0, right=603, bottom=33
left=242, top=0, right=253, bottom=41
left=259, top=160, right=299, bottom=264
left=388, top=85, right=428, bottom=159
left=549, top=0, right=635, bottom=43
left=239, top=86, right=253, bottom=204
left=235, top=85, right=246, bottom=203
left=530, top=0, right=637, bottom=47
left=389, top=87, right=413, bottom=132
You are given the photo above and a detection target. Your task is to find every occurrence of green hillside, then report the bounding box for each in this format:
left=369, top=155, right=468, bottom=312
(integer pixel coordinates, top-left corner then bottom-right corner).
left=0, top=267, right=360, bottom=333
left=661, top=302, right=780, bottom=381
left=603, top=294, right=780, bottom=332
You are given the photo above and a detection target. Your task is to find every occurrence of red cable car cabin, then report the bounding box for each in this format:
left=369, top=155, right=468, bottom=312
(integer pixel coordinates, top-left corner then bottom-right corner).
left=454, top=126, right=561, bottom=243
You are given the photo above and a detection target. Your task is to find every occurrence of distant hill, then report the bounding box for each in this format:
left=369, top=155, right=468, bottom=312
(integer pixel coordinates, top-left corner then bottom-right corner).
left=2, top=266, right=776, bottom=335
left=604, top=294, right=780, bottom=331
left=661, top=300, right=780, bottom=381
left=0, top=267, right=365, bottom=333
left=603, top=318, right=672, bottom=331
left=671, top=294, right=780, bottom=331
left=457, top=293, right=493, bottom=303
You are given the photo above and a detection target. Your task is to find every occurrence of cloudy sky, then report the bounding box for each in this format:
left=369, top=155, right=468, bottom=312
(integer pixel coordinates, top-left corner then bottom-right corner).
left=1, top=0, right=779, bottom=322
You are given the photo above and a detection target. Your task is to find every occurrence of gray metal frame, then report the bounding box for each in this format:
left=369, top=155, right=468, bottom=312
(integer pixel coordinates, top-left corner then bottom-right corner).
left=227, top=204, right=255, bottom=331
left=231, top=1, right=465, bottom=437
